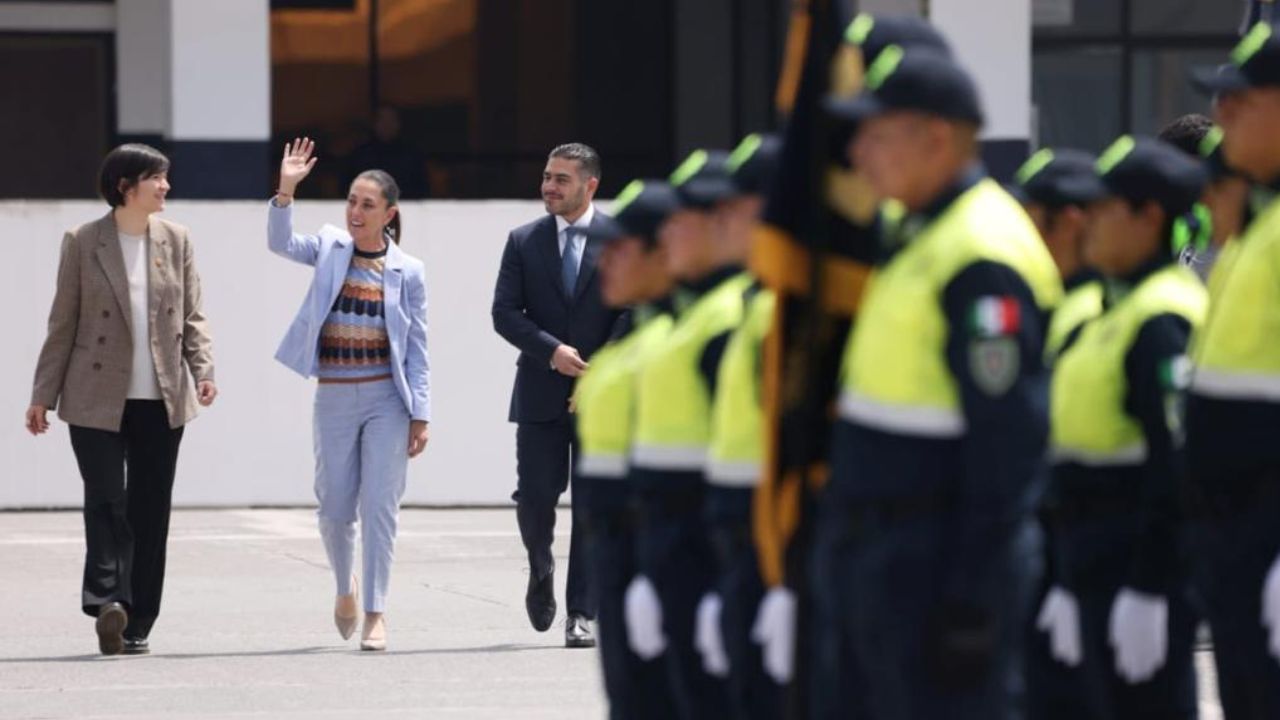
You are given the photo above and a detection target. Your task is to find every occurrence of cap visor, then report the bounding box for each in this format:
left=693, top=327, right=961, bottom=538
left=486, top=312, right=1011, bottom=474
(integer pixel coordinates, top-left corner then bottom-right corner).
left=1191, top=64, right=1250, bottom=96
left=676, top=178, right=738, bottom=209
left=824, top=93, right=886, bottom=124
left=1058, top=175, right=1110, bottom=205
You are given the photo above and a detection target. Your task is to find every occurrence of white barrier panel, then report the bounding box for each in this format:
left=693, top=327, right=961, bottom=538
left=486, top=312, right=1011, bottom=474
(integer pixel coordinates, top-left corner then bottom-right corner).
left=3, top=199, right=555, bottom=509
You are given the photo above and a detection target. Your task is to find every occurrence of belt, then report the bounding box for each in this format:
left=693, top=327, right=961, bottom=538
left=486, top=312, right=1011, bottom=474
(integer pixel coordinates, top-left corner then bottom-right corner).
left=318, top=373, right=393, bottom=385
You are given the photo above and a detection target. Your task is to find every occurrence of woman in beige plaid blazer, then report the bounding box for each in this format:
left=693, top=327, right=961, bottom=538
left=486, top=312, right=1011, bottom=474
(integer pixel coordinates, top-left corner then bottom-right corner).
left=25, top=144, right=216, bottom=656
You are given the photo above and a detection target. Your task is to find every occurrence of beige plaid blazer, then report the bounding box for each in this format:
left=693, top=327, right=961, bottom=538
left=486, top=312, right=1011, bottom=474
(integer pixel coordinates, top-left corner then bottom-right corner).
left=31, top=212, right=215, bottom=431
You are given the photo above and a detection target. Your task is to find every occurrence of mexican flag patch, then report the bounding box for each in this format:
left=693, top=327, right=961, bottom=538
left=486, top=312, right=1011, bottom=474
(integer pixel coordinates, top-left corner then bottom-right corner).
left=969, top=296, right=1021, bottom=338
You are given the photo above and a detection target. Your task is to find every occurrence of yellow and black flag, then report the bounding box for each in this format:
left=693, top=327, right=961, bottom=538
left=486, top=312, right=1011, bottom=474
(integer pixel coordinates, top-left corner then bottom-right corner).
left=751, top=0, right=875, bottom=595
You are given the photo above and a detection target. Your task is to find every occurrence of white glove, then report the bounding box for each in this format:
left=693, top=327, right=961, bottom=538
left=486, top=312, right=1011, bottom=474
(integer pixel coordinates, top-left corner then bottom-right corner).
left=1261, top=552, right=1280, bottom=661
left=751, top=586, right=797, bottom=684
left=624, top=576, right=667, bottom=660
left=695, top=593, right=731, bottom=677
left=1108, top=588, right=1168, bottom=683
left=1035, top=586, right=1083, bottom=667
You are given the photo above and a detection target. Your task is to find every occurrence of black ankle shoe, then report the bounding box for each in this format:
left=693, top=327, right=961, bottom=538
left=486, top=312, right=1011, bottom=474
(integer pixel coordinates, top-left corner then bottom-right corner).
left=95, top=603, right=127, bottom=656
left=122, top=636, right=150, bottom=655
left=526, top=569, right=556, bottom=632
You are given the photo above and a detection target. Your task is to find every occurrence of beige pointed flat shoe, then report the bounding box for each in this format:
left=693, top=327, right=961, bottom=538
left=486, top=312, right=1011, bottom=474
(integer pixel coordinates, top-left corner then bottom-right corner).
left=335, top=576, right=359, bottom=641
left=360, top=613, right=386, bottom=652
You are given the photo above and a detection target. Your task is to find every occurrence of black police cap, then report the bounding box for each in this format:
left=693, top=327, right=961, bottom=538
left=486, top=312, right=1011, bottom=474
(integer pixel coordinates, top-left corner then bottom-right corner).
left=726, top=133, right=783, bottom=196
left=1094, top=135, right=1208, bottom=218
left=825, top=46, right=984, bottom=127
left=1010, top=148, right=1107, bottom=208
left=843, top=13, right=952, bottom=65
left=584, top=180, right=680, bottom=245
left=669, top=150, right=737, bottom=210
left=1193, top=22, right=1280, bottom=95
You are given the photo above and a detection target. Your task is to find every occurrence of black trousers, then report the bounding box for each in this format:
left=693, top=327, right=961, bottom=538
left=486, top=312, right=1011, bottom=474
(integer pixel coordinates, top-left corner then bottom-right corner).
left=585, top=500, right=678, bottom=720
left=69, top=400, right=184, bottom=639
left=514, top=419, right=593, bottom=618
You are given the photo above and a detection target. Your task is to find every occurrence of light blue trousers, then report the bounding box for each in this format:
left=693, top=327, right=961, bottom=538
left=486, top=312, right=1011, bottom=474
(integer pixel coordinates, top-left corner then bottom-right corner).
left=313, top=379, right=409, bottom=613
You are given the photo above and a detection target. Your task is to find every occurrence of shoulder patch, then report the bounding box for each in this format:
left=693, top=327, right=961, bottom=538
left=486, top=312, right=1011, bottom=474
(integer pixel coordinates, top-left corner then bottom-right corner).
left=969, top=336, right=1020, bottom=396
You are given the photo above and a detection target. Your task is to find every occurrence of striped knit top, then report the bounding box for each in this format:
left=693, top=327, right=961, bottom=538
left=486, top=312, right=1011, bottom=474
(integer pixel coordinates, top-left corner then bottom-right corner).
left=317, top=246, right=392, bottom=381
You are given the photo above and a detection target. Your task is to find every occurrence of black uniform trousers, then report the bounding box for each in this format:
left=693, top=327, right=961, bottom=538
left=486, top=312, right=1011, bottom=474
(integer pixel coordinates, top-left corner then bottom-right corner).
left=706, top=486, right=784, bottom=720
left=1055, top=511, right=1198, bottom=720
left=514, top=419, right=594, bottom=618
left=1188, top=468, right=1280, bottom=720
left=69, top=399, right=184, bottom=639
left=635, top=475, right=731, bottom=719
left=583, top=480, right=678, bottom=720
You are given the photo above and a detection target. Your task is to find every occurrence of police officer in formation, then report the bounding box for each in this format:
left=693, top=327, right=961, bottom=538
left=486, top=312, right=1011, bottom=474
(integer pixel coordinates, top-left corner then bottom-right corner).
left=566, top=12, right=1280, bottom=720
left=1010, top=149, right=1105, bottom=720
left=574, top=180, right=682, bottom=719
left=623, top=149, right=749, bottom=716
left=1186, top=20, right=1280, bottom=719
left=693, top=133, right=784, bottom=720
left=1041, top=136, right=1209, bottom=719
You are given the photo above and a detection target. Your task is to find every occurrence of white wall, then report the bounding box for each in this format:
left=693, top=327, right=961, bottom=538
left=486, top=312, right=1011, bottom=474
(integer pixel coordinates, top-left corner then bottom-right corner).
left=931, top=0, right=1032, bottom=142
left=4, top=200, right=552, bottom=509
left=170, top=0, right=270, bottom=140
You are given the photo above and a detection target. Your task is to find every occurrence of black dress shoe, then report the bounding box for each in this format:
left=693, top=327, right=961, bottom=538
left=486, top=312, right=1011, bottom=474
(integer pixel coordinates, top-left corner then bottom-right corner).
left=565, top=614, right=595, bottom=649
left=95, top=602, right=127, bottom=656
left=526, top=570, right=556, bottom=632
left=122, top=637, right=150, bottom=655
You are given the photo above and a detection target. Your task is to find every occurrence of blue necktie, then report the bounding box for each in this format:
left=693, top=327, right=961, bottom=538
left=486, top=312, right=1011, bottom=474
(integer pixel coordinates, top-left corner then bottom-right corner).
left=562, top=228, right=581, bottom=298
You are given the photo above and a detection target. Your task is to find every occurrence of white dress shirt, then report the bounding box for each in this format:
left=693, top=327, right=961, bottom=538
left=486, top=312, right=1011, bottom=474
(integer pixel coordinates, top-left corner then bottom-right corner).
left=119, top=232, right=162, bottom=400
left=555, top=202, right=595, bottom=273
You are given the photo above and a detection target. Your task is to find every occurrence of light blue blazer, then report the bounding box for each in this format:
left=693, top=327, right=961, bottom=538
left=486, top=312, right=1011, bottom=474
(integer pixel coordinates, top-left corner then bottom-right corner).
left=267, top=201, right=431, bottom=422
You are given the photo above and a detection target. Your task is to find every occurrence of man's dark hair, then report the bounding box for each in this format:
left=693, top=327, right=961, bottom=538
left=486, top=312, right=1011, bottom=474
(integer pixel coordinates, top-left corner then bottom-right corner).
left=99, top=143, right=170, bottom=208
left=549, top=143, right=602, bottom=182
left=1158, top=114, right=1213, bottom=158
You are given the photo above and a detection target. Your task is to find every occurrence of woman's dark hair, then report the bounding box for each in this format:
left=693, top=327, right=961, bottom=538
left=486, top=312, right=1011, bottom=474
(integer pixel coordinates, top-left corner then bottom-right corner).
left=99, top=143, right=170, bottom=208
left=354, top=169, right=402, bottom=244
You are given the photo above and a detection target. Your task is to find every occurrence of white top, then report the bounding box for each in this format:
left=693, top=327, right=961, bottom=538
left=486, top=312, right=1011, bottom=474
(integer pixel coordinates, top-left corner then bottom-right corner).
left=554, top=202, right=595, bottom=273
left=119, top=231, right=162, bottom=400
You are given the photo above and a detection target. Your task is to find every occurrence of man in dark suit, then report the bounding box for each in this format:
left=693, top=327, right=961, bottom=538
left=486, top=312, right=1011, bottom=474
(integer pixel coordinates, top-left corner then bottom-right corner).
left=492, top=143, right=620, bottom=648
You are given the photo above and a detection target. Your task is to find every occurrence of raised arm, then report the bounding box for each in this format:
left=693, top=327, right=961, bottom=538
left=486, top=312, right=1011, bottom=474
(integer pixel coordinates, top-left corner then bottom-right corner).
left=268, top=138, right=322, bottom=265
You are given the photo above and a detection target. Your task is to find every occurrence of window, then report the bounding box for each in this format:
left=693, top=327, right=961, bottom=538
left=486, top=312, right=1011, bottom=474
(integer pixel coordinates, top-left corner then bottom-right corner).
left=1032, top=0, right=1241, bottom=152
left=0, top=33, right=112, bottom=198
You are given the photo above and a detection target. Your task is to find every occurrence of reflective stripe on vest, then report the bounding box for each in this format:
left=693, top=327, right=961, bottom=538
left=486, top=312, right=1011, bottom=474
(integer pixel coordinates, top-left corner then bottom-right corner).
left=705, top=459, right=762, bottom=486
left=630, top=444, right=707, bottom=471
left=1191, top=368, right=1280, bottom=402
left=633, top=273, right=755, bottom=472
left=706, top=288, right=774, bottom=488
left=838, top=179, right=1062, bottom=436
left=576, top=453, right=628, bottom=479
left=837, top=390, right=967, bottom=438
left=1050, top=443, right=1148, bottom=467
left=1051, top=264, right=1206, bottom=465
left=1191, top=195, right=1280, bottom=404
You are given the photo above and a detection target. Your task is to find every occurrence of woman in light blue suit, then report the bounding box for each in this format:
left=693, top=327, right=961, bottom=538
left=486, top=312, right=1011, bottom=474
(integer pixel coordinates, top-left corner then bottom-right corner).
left=268, top=138, right=430, bottom=651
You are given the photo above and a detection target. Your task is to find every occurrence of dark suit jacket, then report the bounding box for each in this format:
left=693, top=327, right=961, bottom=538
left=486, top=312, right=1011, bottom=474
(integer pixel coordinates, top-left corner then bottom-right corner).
left=492, top=211, right=621, bottom=423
